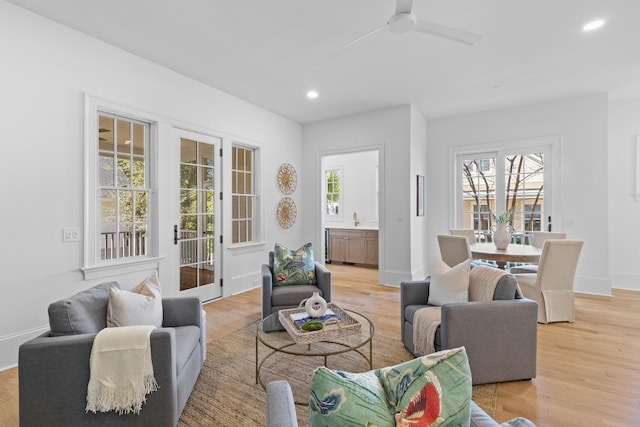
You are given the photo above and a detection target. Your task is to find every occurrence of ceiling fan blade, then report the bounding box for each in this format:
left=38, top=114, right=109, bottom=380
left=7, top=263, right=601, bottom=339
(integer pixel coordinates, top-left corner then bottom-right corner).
left=415, top=19, right=482, bottom=45
left=395, top=0, right=413, bottom=14
left=330, top=23, right=389, bottom=58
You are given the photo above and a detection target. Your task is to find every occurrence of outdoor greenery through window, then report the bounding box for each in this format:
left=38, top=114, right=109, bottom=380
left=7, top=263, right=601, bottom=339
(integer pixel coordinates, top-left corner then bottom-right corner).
left=231, top=145, right=255, bottom=243
left=325, top=169, right=341, bottom=216
left=98, top=113, right=150, bottom=260
left=460, top=152, right=545, bottom=243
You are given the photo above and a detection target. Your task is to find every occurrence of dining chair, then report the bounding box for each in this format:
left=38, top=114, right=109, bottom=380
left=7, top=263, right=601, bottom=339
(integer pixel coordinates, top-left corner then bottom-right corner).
left=437, top=234, right=472, bottom=268
left=513, top=239, right=583, bottom=323
left=509, top=231, right=567, bottom=273
left=449, top=229, right=477, bottom=243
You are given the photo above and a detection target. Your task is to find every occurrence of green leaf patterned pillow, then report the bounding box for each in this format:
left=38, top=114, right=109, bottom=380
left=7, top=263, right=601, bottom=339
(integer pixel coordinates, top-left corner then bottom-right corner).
left=273, top=242, right=317, bottom=285
left=308, top=347, right=472, bottom=427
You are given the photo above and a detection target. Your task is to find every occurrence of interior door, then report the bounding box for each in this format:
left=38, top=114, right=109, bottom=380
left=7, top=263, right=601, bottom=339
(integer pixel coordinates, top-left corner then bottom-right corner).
left=173, top=129, right=222, bottom=301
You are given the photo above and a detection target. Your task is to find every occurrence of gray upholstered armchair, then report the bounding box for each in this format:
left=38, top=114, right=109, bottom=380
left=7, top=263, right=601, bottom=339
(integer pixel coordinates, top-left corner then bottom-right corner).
left=261, top=251, right=331, bottom=319
left=401, top=271, right=538, bottom=385
left=18, top=282, right=204, bottom=427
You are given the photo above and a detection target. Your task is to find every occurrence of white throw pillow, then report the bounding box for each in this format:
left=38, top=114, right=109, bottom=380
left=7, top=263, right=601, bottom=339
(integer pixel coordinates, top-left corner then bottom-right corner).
left=107, top=271, right=163, bottom=327
left=428, top=259, right=471, bottom=306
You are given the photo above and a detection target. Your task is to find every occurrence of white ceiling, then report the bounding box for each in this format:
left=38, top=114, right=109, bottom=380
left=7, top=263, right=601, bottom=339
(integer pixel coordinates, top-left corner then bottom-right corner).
left=7, top=0, right=640, bottom=124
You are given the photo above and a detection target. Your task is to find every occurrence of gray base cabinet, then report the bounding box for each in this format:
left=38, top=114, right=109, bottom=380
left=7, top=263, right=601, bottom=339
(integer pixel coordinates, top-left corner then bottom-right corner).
left=327, top=228, right=378, bottom=266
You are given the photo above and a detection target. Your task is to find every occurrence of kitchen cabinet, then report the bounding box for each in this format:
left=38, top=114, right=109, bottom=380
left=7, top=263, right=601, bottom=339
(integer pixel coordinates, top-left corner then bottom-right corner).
left=327, top=228, right=378, bottom=266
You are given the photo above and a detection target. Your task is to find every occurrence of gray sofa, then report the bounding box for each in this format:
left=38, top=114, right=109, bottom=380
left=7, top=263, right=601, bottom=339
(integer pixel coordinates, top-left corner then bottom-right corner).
left=19, top=282, right=203, bottom=427
left=401, top=273, right=538, bottom=385
left=266, top=380, right=536, bottom=427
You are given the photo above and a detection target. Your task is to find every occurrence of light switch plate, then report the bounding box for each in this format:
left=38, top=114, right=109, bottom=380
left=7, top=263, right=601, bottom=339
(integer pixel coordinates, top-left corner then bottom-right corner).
left=63, top=228, right=80, bottom=242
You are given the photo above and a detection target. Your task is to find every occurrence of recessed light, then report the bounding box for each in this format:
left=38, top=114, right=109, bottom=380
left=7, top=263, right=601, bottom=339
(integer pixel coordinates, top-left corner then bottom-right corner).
left=583, top=19, right=605, bottom=32
left=306, top=90, right=319, bottom=99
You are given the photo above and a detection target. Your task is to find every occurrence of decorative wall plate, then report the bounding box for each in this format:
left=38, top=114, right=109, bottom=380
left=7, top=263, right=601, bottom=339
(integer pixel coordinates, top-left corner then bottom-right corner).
left=276, top=197, right=297, bottom=229
left=277, top=163, right=297, bottom=195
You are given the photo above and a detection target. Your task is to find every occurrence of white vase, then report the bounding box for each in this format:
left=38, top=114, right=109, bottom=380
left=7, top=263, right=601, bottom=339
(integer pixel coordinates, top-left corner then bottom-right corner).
left=303, top=292, right=327, bottom=318
left=492, top=223, right=513, bottom=250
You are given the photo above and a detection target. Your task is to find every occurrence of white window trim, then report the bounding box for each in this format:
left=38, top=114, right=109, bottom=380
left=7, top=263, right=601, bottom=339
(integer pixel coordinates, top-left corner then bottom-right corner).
left=229, top=139, right=263, bottom=247
left=323, top=165, right=344, bottom=222
left=449, top=135, right=561, bottom=231
left=82, top=94, right=160, bottom=280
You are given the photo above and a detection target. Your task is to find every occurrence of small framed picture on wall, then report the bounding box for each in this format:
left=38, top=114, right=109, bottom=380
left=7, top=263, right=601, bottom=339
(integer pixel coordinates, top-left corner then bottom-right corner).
left=417, top=175, right=424, bottom=216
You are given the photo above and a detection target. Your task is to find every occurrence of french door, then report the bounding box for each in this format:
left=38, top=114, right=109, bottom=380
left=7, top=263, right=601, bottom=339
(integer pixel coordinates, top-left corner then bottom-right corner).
left=455, top=140, right=555, bottom=243
left=172, top=129, right=222, bottom=301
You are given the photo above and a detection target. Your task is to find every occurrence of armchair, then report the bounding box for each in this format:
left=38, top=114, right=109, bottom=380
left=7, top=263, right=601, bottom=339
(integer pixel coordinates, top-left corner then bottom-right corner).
left=401, top=272, right=538, bottom=385
left=261, top=251, right=331, bottom=319
left=19, top=282, right=204, bottom=427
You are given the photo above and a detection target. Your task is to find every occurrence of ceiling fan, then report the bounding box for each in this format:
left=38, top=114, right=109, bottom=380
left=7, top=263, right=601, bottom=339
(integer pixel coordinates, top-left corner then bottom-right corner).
left=333, top=0, right=482, bottom=55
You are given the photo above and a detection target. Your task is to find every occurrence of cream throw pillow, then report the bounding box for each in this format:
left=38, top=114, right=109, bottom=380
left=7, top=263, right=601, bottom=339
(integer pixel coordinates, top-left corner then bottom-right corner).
left=428, top=259, right=471, bottom=306
left=107, top=271, right=163, bottom=328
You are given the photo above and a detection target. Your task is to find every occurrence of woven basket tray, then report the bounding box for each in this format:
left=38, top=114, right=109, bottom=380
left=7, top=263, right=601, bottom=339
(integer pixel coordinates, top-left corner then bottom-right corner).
left=278, top=303, right=362, bottom=344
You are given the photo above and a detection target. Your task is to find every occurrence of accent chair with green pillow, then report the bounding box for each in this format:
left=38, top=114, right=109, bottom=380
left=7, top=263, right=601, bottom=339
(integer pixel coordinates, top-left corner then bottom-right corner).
left=265, top=351, right=537, bottom=427
left=261, top=242, right=331, bottom=319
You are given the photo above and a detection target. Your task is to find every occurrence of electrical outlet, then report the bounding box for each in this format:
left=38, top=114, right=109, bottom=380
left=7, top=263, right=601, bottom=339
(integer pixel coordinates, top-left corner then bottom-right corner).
left=63, top=228, right=80, bottom=242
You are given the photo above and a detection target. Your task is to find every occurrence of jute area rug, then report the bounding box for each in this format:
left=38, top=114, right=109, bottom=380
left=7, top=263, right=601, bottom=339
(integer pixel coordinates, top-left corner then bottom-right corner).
left=179, top=321, right=498, bottom=426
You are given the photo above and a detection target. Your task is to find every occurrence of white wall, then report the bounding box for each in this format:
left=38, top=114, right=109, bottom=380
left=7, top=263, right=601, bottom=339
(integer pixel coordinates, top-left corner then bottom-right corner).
left=410, top=107, right=429, bottom=280
left=427, top=93, right=611, bottom=295
left=322, top=150, right=379, bottom=229
left=302, top=106, right=414, bottom=286
left=608, top=97, right=640, bottom=291
left=0, top=2, right=302, bottom=369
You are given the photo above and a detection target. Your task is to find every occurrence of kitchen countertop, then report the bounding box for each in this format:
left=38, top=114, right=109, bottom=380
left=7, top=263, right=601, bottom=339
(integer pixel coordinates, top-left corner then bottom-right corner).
left=324, top=225, right=379, bottom=231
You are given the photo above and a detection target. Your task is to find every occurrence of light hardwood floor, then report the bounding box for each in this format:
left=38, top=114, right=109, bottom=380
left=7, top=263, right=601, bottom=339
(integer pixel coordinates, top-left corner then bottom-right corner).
left=1, top=264, right=639, bottom=426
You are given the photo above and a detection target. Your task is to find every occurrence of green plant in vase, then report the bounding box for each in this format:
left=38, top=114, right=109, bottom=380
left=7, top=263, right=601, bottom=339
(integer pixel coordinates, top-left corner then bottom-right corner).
left=490, top=208, right=514, bottom=249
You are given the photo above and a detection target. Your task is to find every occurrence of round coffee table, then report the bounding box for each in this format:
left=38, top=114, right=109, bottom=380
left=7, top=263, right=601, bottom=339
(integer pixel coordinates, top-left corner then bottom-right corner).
left=255, top=309, right=374, bottom=405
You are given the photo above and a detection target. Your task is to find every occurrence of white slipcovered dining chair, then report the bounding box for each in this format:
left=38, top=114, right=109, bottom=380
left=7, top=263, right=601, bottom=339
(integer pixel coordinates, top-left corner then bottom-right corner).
left=437, top=234, right=472, bottom=268
left=514, top=239, right=583, bottom=323
left=449, top=228, right=477, bottom=243
left=509, top=231, right=567, bottom=274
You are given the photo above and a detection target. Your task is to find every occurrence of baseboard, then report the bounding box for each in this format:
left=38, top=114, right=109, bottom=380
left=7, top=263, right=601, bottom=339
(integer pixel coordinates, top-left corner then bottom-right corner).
left=380, top=269, right=413, bottom=287
left=0, top=325, right=49, bottom=372
left=610, top=273, right=640, bottom=292
left=574, top=274, right=612, bottom=296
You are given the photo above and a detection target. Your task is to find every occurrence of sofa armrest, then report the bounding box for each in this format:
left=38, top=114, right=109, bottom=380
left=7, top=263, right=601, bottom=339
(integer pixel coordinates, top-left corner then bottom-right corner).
left=262, top=264, right=274, bottom=318
left=400, top=280, right=431, bottom=307
left=162, top=297, right=202, bottom=328
left=441, top=299, right=538, bottom=384
left=315, top=261, right=332, bottom=302
left=266, top=381, right=299, bottom=427
left=400, top=280, right=431, bottom=345
left=19, top=328, right=178, bottom=426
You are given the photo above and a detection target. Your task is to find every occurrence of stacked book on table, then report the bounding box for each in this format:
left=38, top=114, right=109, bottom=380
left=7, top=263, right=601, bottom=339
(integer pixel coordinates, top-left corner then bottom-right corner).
left=289, top=309, right=340, bottom=329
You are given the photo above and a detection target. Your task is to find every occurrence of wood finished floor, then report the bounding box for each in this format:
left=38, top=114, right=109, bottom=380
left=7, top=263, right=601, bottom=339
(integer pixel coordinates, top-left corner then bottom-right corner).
left=1, top=264, right=638, bottom=426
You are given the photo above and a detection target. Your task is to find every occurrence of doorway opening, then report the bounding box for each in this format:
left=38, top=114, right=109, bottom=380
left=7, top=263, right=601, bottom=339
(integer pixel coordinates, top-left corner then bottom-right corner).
left=320, top=149, right=381, bottom=276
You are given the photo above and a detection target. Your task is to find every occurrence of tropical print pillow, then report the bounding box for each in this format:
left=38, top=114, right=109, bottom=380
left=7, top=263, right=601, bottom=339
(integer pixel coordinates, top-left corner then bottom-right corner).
left=273, top=242, right=317, bottom=285
left=308, top=347, right=472, bottom=427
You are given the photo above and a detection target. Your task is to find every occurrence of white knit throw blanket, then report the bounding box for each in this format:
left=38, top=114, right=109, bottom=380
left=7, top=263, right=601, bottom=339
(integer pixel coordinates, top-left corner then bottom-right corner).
left=413, top=307, right=442, bottom=356
left=86, top=325, right=158, bottom=415
left=469, top=265, right=508, bottom=302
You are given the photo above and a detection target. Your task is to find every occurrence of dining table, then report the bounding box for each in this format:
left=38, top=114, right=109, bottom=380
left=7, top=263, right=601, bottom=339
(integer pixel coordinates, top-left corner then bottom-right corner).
left=470, top=242, right=542, bottom=270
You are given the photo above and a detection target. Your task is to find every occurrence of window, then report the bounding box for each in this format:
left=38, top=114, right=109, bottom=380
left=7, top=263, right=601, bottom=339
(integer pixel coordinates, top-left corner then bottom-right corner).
left=83, top=96, right=159, bottom=279
left=97, top=113, right=150, bottom=260
left=325, top=168, right=342, bottom=217
left=231, top=144, right=255, bottom=244
left=454, top=138, right=556, bottom=240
